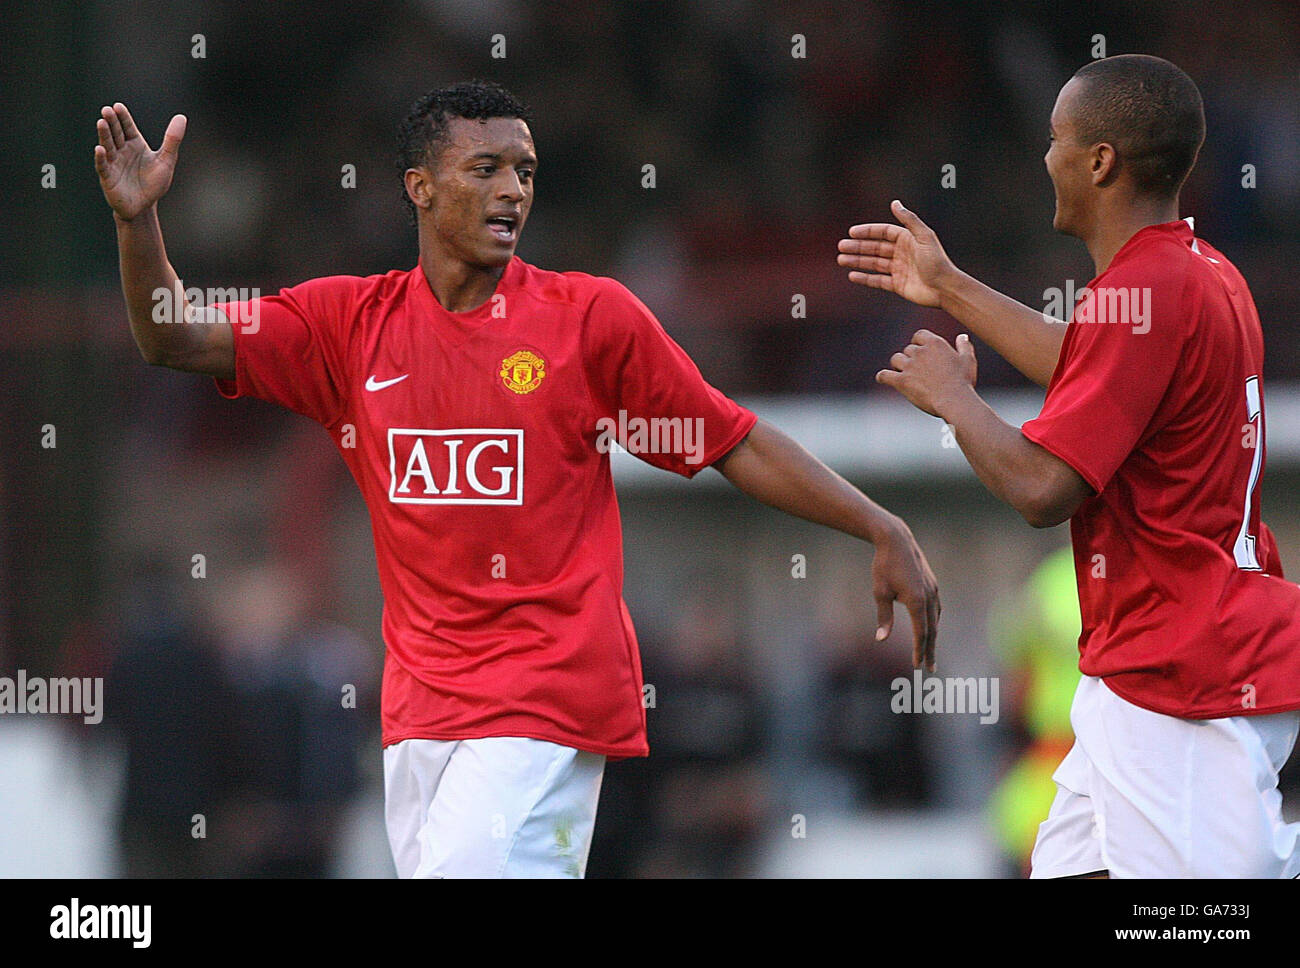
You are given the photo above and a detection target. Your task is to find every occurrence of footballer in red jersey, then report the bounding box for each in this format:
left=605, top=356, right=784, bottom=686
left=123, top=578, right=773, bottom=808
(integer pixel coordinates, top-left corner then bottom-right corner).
left=95, top=81, right=940, bottom=877
left=841, top=54, right=1300, bottom=877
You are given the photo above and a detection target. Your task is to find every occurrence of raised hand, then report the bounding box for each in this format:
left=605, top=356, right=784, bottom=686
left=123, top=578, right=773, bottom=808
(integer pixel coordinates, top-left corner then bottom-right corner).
left=94, top=103, right=186, bottom=222
left=837, top=200, right=957, bottom=308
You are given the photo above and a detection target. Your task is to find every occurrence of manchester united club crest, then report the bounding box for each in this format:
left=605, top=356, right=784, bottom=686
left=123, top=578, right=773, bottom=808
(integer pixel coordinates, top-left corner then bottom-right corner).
left=500, top=350, right=546, bottom=394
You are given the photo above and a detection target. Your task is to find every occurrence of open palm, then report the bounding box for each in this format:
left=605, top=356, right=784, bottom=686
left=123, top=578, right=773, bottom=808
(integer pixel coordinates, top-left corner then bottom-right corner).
left=837, top=200, right=954, bottom=308
left=94, top=103, right=186, bottom=221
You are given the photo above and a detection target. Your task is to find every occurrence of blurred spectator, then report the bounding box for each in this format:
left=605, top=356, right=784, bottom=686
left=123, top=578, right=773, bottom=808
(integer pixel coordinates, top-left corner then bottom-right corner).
left=811, top=593, right=935, bottom=808
left=590, top=587, right=770, bottom=878
left=104, top=558, right=376, bottom=877
left=209, top=563, right=374, bottom=877
left=105, top=559, right=237, bottom=877
left=984, top=546, right=1081, bottom=877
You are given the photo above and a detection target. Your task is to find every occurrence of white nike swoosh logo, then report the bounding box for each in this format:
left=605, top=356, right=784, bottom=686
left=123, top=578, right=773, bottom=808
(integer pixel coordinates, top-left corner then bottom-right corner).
left=366, top=374, right=410, bottom=392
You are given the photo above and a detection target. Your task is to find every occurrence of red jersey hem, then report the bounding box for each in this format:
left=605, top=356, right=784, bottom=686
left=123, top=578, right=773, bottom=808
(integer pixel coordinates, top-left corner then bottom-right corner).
left=1098, top=674, right=1300, bottom=720
left=381, top=728, right=650, bottom=761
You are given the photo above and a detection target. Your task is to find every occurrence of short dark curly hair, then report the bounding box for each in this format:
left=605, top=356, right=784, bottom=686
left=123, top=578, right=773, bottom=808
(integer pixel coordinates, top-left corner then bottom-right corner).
left=1069, top=55, right=1204, bottom=200
left=396, top=80, right=531, bottom=226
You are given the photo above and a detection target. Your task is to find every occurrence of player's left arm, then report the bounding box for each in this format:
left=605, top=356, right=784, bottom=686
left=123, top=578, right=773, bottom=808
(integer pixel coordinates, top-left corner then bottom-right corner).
left=877, top=330, right=1092, bottom=528
left=713, top=419, right=941, bottom=671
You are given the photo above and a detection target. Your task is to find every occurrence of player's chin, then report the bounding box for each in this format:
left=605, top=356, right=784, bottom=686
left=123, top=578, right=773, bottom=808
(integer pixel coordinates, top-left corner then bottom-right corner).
left=486, top=231, right=522, bottom=258
left=478, top=241, right=518, bottom=267
left=1051, top=205, right=1070, bottom=235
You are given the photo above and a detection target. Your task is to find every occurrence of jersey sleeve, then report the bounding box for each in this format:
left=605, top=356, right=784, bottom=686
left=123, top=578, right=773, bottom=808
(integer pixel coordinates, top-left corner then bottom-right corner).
left=211, top=275, right=356, bottom=427
left=582, top=278, right=757, bottom=478
left=1021, top=264, right=1189, bottom=494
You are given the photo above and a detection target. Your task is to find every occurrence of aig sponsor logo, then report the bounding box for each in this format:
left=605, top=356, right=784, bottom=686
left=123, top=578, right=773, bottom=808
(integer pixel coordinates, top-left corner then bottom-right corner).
left=388, top=429, right=523, bottom=505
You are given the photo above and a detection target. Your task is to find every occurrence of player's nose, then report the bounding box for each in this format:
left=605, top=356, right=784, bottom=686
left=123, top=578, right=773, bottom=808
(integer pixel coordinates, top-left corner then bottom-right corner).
left=498, top=172, right=524, bottom=200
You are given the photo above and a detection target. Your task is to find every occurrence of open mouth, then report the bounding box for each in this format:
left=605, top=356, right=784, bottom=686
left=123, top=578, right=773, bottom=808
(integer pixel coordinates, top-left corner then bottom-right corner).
left=486, top=215, right=517, bottom=243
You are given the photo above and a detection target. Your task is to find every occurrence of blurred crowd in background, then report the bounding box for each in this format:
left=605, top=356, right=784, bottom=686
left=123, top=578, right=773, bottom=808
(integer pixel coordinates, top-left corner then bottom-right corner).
left=3, top=0, right=1299, bottom=876
left=11, top=0, right=1300, bottom=385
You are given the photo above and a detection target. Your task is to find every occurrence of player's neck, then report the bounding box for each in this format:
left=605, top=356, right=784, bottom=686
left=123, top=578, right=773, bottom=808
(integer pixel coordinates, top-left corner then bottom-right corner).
left=1083, top=195, right=1181, bottom=275
left=417, top=246, right=508, bottom=313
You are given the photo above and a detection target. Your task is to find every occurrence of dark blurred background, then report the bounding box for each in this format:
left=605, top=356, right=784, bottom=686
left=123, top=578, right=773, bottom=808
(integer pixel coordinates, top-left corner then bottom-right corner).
left=2, top=0, right=1297, bottom=876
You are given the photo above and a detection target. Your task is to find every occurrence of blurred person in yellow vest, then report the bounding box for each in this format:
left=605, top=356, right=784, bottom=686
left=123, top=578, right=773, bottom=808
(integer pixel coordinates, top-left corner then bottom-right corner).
left=987, top=546, right=1081, bottom=875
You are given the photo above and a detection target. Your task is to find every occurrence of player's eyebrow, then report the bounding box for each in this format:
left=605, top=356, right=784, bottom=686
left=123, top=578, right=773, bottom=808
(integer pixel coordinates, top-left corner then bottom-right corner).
left=467, top=150, right=538, bottom=166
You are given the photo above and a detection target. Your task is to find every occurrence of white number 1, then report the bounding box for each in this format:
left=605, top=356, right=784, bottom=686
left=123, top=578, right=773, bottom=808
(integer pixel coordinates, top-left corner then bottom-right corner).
left=1234, top=376, right=1263, bottom=571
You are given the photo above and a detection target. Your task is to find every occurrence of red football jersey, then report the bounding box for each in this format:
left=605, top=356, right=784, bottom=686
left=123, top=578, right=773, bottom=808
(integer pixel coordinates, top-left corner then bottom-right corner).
left=1022, top=219, right=1300, bottom=718
left=213, top=256, right=757, bottom=758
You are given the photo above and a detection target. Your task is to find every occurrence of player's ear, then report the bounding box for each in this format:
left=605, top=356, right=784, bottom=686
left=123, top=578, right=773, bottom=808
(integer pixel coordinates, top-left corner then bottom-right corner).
left=1092, top=142, right=1119, bottom=187
left=404, top=167, right=434, bottom=213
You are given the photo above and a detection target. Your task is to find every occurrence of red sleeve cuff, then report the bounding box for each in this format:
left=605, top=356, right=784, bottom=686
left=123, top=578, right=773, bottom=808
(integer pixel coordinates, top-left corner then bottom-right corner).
left=687, top=406, right=758, bottom=479
left=1021, top=420, right=1106, bottom=496
left=211, top=302, right=245, bottom=399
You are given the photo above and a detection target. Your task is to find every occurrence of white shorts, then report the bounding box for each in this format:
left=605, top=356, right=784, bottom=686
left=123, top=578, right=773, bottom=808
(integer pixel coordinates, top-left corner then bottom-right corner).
left=1031, top=675, right=1300, bottom=878
left=383, top=736, right=605, bottom=878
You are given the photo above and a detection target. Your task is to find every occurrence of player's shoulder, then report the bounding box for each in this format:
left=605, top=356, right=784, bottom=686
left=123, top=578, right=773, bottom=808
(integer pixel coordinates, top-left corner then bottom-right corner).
left=512, top=259, right=642, bottom=312
left=1127, top=227, right=1250, bottom=315
left=1105, top=225, right=1193, bottom=286
left=1107, top=225, right=1258, bottom=345
left=1094, top=224, right=1201, bottom=320
left=349, top=266, right=418, bottom=302
left=1183, top=235, right=1251, bottom=302
left=280, top=267, right=410, bottom=306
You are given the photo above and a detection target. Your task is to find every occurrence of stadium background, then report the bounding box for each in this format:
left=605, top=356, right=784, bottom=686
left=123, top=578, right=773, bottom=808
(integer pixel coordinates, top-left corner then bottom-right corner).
left=2, top=0, right=1298, bottom=876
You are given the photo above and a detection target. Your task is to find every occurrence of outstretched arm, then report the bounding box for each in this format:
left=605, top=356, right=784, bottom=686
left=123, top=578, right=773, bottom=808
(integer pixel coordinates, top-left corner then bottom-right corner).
left=95, top=102, right=233, bottom=378
left=713, top=418, right=941, bottom=670
left=838, top=200, right=1066, bottom=388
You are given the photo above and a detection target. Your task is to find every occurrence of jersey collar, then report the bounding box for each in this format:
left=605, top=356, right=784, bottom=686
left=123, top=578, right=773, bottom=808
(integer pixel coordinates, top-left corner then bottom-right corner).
left=408, top=256, right=524, bottom=342
left=1113, top=218, right=1195, bottom=264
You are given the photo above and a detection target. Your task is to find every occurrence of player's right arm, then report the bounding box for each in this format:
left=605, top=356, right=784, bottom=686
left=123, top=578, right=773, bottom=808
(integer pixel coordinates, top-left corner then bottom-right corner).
left=837, top=200, right=1064, bottom=388
left=94, top=102, right=234, bottom=380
